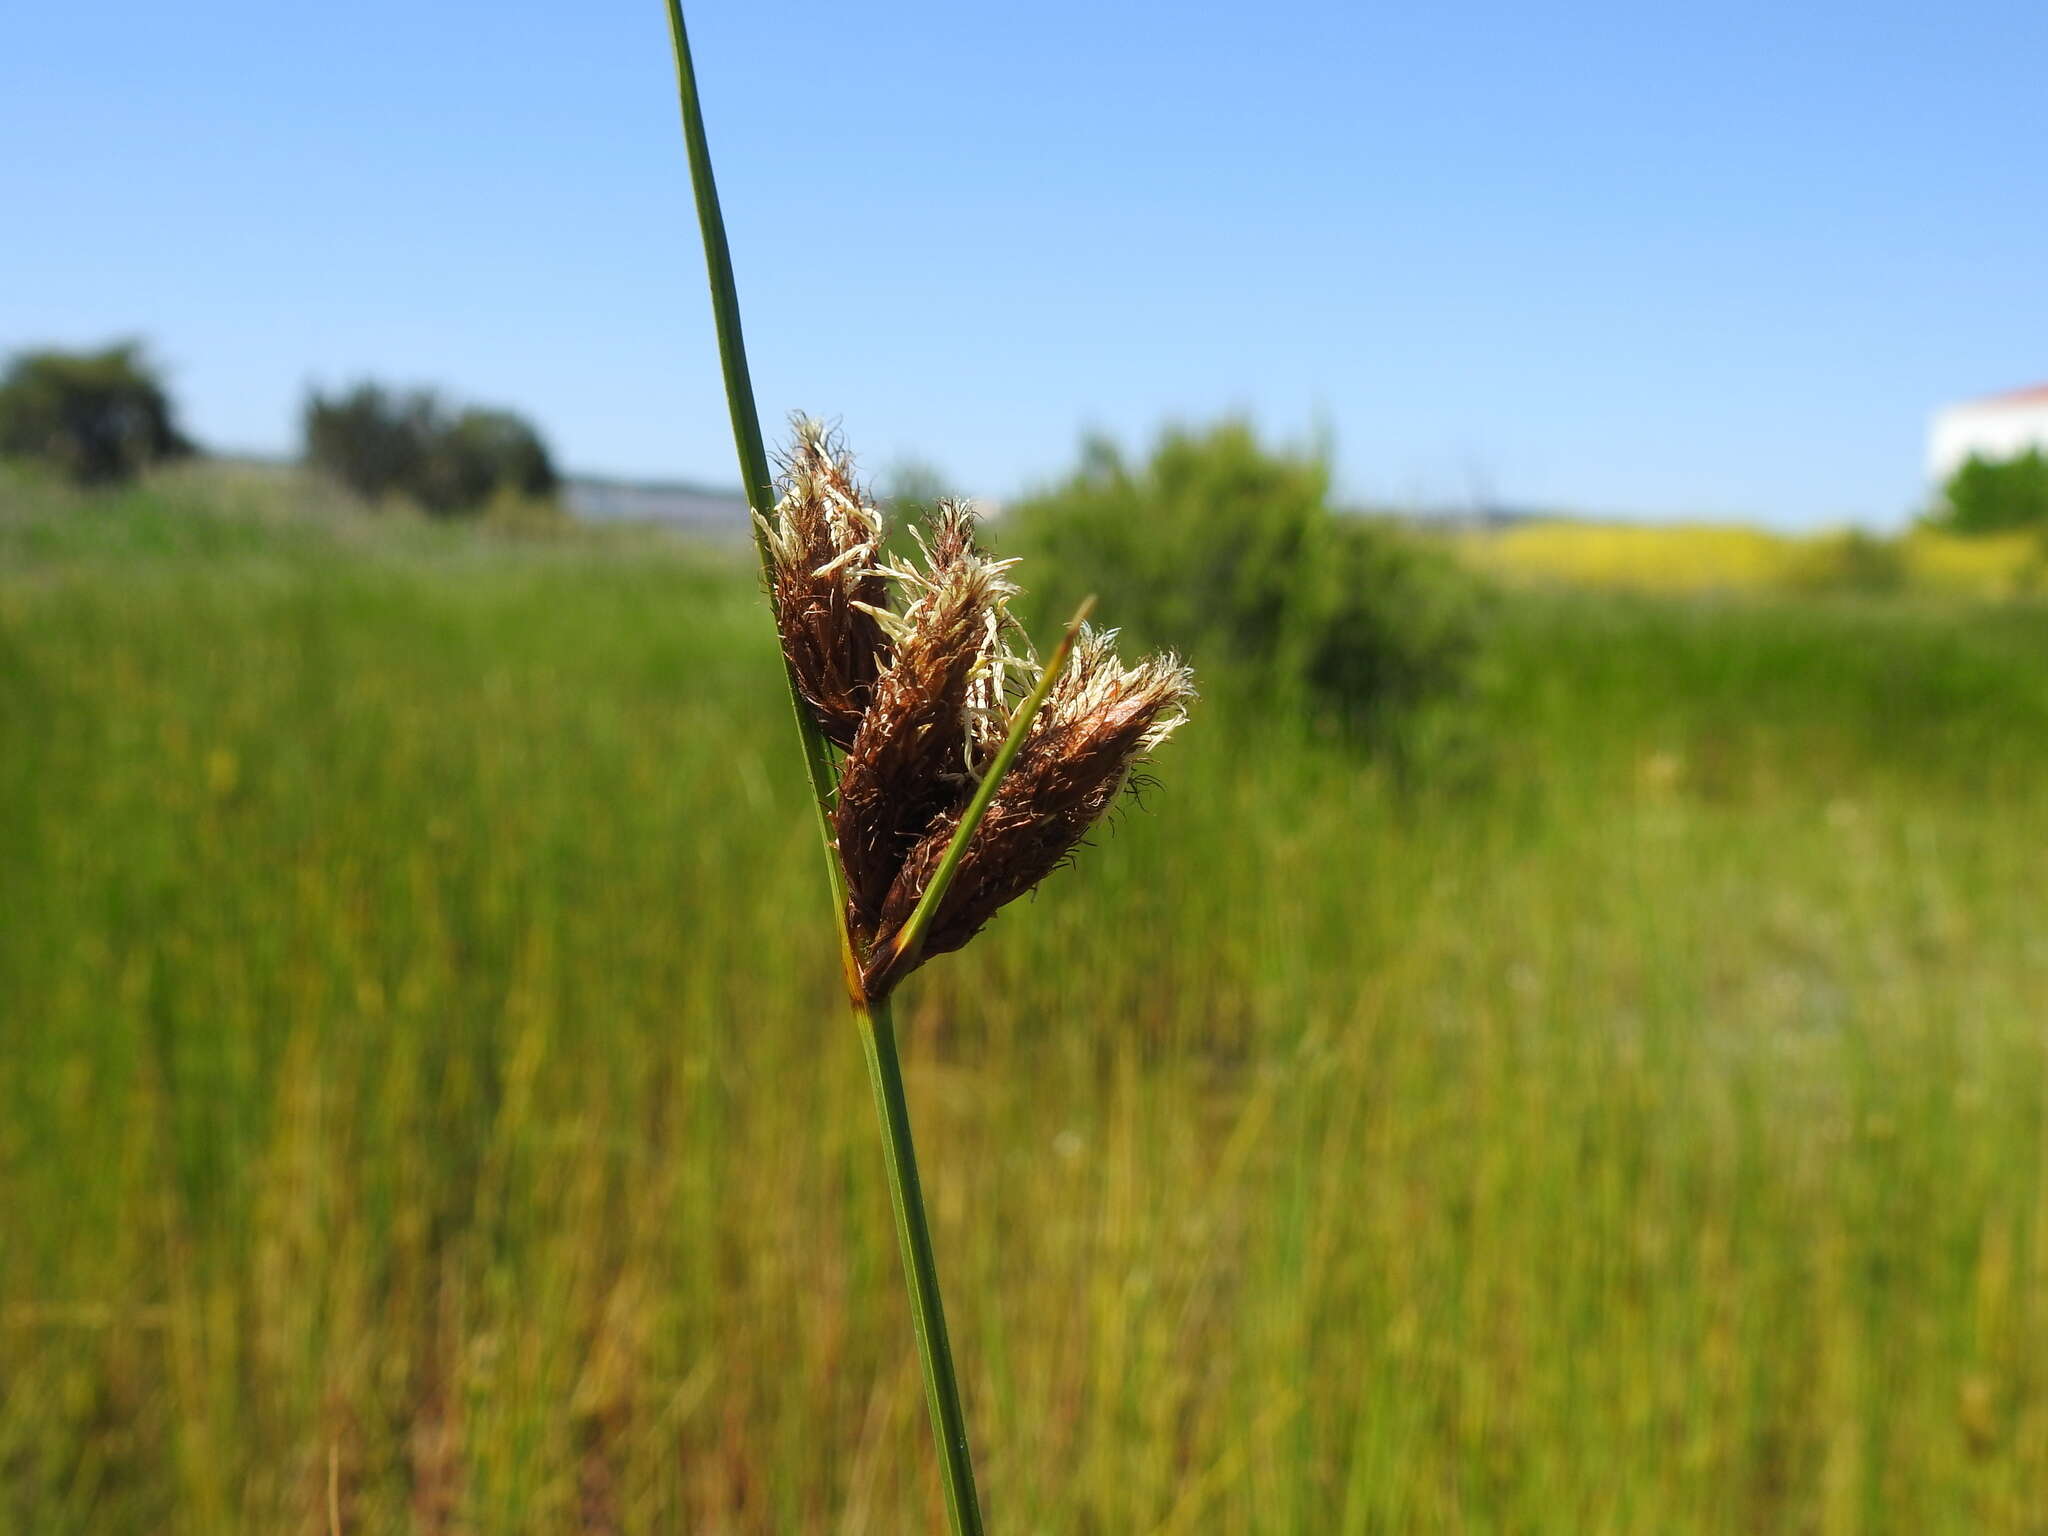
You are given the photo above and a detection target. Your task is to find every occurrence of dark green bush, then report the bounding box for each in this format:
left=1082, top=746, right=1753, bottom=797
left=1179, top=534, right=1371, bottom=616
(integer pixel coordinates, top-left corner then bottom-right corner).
left=1788, top=527, right=1908, bottom=594
left=1932, top=449, right=2048, bottom=534
left=1009, top=421, right=1485, bottom=751
left=304, top=383, right=557, bottom=515
left=0, top=342, right=192, bottom=485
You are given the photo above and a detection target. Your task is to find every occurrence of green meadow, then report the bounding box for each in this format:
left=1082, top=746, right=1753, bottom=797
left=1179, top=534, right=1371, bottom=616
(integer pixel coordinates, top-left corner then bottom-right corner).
left=5, top=472, right=2048, bottom=1532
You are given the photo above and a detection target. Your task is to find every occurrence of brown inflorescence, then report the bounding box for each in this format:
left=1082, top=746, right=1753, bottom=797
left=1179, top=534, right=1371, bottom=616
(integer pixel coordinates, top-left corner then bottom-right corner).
left=767, top=420, right=1192, bottom=999
left=863, top=629, right=1191, bottom=995
left=832, top=500, right=1020, bottom=939
left=759, top=417, right=891, bottom=752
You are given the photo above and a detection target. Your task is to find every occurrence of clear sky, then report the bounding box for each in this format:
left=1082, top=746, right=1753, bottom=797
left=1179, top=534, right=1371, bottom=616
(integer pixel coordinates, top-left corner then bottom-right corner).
left=4, top=0, right=2043, bottom=526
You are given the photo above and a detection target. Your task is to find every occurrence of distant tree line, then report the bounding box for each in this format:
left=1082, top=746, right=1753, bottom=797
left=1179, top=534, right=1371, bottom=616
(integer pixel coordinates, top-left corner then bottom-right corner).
left=302, top=382, right=557, bottom=514
left=11, top=338, right=2048, bottom=545
left=0, top=343, right=192, bottom=485
left=0, top=341, right=557, bottom=516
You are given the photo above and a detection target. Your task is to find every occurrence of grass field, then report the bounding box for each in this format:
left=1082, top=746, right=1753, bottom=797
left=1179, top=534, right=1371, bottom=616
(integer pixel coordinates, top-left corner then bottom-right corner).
left=6, top=473, right=2048, bottom=1532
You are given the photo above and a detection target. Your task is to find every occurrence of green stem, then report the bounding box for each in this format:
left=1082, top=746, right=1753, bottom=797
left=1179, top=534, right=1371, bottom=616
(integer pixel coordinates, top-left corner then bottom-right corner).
left=662, top=0, right=851, bottom=961
left=855, top=995, right=985, bottom=1535
left=662, top=8, right=986, bottom=1528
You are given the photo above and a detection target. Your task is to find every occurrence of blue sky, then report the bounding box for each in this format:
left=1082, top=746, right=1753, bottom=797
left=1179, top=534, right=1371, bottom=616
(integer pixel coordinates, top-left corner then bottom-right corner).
left=4, top=0, right=2043, bottom=526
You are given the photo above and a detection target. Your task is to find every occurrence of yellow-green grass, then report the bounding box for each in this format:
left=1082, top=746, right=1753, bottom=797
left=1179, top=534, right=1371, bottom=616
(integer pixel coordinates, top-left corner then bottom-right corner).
left=6, top=478, right=2048, bottom=1531
left=1463, top=517, right=2045, bottom=598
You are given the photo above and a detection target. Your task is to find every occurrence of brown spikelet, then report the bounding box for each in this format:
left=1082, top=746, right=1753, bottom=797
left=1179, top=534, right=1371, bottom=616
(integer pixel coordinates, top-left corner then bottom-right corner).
left=863, top=628, right=1192, bottom=993
left=832, top=500, right=1020, bottom=943
left=761, top=416, right=890, bottom=751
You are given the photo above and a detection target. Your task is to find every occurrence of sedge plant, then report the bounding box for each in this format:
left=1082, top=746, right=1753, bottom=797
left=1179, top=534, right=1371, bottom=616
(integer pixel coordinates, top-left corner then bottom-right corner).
left=662, top=8, right=1193, bottom=1529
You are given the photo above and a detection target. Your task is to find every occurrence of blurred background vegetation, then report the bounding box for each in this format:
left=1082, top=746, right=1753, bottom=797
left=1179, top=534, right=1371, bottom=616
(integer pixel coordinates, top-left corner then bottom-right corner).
left=1929, top=449, right=2048, bottom=537
left=8, top=347, right=2048, bottom=1531
left=1009, top=423, right=1485, bottom=762
left=0, top=343, right=192, bottom=487
left=303, top=383, right=559, bottom=518
left=0, top=346, right=561, bottom=520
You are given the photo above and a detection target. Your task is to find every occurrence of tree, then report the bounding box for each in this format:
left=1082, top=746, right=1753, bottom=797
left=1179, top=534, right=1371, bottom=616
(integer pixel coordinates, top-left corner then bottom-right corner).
left=0, top=342, right=193, bottom=485
left=304, top=383, right=557, bottom=515
left=1933, top=449, right=2048, bottom=534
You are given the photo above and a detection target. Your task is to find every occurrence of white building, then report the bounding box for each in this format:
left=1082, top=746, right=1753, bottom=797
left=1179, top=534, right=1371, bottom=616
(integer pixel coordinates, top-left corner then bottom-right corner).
left=1928, top=383, right=2048, bottom=483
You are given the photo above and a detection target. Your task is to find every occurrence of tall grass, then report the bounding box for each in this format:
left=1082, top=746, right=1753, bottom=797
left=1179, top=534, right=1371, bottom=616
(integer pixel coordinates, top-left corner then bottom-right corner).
left=6, top=487, right=2048, bottom=1530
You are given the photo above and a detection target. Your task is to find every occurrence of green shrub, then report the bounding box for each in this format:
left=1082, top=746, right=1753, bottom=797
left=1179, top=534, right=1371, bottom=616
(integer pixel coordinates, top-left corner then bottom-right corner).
left=304, top=382, right=557, bottom=516
left=0, top=342, right=193, bottom=486
left=1932, top=449, right=2048, bottom=534
left=1787, top=527, right=1907, bottom=594
left=1009, top=421, right=1484, bottom=750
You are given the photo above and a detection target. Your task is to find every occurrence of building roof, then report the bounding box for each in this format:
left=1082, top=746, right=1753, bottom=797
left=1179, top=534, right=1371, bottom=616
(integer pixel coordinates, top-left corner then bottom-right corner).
left=1962, top=382, right=2048, bottom=409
